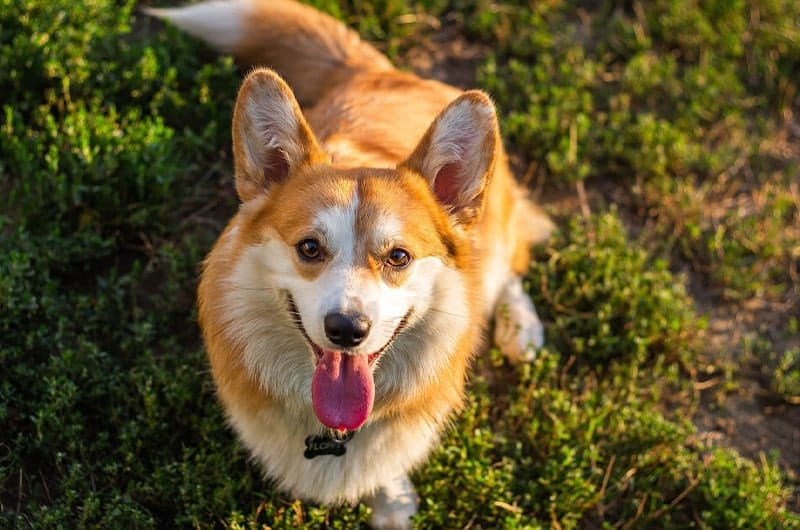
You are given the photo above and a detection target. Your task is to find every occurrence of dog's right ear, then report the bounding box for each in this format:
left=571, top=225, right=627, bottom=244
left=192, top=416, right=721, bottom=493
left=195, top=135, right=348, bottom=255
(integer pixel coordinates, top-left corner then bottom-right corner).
left=232, top=68, right=328, bottom=202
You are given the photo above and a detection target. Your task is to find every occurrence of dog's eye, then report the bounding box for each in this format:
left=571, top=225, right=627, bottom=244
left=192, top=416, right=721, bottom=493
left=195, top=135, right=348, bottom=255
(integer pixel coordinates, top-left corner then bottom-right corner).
left=386, top=248, right=411, bottom=268
left=297, top=238, right=322, bottom=261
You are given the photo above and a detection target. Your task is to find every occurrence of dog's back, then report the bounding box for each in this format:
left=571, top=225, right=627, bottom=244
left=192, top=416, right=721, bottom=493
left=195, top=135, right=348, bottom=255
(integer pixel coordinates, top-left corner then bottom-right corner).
left=147, top=1, right=462, bottom=167
left=147, top=0, right=551, bottom=297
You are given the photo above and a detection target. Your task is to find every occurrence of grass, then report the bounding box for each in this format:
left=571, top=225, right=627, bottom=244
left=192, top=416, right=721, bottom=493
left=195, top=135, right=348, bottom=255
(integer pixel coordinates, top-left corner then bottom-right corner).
left=1, top=0, right=798, bottom=528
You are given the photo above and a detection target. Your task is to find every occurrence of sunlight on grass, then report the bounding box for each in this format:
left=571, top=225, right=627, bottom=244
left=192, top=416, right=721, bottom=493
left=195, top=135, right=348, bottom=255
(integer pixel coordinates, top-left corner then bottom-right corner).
left=1, top=0, right=798, bottom=527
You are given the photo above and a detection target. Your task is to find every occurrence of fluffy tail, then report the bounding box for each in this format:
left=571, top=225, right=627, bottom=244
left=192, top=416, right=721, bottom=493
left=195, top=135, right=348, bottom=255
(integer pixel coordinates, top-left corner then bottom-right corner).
left=143, top=0, right=393, bottom=106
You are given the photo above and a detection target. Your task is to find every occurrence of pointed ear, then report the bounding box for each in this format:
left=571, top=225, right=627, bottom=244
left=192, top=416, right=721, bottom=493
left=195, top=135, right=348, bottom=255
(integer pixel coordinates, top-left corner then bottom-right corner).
left=399, top=91, right=499, bottom=224
left=231, top=68, right=328, bottom=202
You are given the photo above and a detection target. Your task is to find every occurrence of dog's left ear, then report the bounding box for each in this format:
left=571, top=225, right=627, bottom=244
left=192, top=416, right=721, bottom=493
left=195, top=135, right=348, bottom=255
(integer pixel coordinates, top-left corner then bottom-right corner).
left=400, top=91, right=499, bottom=225
left=231, top=68, right=328, bottom=202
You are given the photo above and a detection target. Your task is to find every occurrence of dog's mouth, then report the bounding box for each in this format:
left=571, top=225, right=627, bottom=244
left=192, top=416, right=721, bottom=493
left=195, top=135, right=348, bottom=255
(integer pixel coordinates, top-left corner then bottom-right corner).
left=286, top=295, right=411, bottom=432
left=286, top=295, right=410, bottom=367
left=315, top=343, right=383, bottom=365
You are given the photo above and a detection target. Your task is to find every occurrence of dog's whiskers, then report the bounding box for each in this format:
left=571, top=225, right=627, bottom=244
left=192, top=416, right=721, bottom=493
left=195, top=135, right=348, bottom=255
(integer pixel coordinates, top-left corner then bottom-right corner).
left=234, top=285, right=279, bottom=292
left=427, top=306, right=470, bottom=319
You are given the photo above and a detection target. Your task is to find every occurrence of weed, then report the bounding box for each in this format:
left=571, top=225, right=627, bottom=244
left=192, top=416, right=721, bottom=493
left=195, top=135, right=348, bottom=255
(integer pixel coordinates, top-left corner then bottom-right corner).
left=1, top=0, right=798, bottom=528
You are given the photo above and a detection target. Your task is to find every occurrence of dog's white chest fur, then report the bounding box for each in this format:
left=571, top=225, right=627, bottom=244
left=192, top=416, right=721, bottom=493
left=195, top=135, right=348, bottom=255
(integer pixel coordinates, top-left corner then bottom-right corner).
left=227, top=404, right=440, bottom=505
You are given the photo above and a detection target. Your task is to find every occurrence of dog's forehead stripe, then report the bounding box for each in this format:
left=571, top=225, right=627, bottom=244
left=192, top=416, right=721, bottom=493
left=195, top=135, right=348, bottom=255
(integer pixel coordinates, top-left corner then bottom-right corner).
left=354, top=176, right=410, bottom=245
left=305, top=171, right=456, bottom=271
left=313, top=187, right=359, bottom=264
left=312, top=180, right=409, bottom=260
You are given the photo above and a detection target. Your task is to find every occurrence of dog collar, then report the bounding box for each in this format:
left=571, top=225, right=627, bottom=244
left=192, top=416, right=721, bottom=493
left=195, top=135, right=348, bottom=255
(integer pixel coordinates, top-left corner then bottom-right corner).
left=303, top=430, right=355, bottom=459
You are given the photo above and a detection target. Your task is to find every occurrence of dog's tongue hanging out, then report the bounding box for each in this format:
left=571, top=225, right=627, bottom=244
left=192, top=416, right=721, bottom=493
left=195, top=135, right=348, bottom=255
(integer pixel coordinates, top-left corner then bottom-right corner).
left=311, top=351, right=374, bottom=431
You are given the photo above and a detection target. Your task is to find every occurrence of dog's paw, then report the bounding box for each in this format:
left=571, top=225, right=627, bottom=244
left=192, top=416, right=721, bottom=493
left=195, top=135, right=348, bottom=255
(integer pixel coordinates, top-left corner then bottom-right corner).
left=493, top=278, right=544, bottom=363
left=367, top=474, right=418, bottom=530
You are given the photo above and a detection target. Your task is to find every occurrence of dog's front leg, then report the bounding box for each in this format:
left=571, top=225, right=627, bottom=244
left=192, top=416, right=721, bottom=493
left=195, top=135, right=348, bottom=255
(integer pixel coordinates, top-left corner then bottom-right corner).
left=493, top=275, right=545, bottom=363
left=366, top=472, right=418, bottom=529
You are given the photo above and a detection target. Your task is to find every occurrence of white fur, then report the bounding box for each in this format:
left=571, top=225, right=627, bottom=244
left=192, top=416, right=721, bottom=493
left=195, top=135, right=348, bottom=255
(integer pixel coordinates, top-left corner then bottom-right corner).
left=203, top=133, right=543, bottom=527
left=227, top=402, right=441, bottom=506
left=208, top=179, right=539, bottom=524
left=493, top=277, right=544, bottom=362
left=297, top=197, right=363, bottom=350
left=283, top=192, right=445, bottom=357
left=177, top=1, right=550, bottom=525
left=238, top=87, right=304, bottom=180
left=421, top=98, right=495, bottom=203
left=367, top=473, right=418, bottom=529
left=213, top=195, right=472, bottom=508
left=481, top=233, right=513, bottom=317
left=143, top=0, right=249, bottom=53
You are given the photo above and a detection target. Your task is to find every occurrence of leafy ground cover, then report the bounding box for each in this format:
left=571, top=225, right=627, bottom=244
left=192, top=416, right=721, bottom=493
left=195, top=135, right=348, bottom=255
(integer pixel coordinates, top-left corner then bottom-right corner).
left=1, top=0, right=798, bottom=527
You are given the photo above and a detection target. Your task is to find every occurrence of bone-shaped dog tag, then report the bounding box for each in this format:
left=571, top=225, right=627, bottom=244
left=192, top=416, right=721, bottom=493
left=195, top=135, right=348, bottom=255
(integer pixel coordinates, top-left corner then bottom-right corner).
left=303, top=431, right=353, bottom=459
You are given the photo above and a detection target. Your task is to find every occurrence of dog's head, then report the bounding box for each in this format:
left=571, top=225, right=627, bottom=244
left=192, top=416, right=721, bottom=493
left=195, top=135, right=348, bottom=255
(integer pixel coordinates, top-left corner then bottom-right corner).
left=218, top=69, right=499, bottom=431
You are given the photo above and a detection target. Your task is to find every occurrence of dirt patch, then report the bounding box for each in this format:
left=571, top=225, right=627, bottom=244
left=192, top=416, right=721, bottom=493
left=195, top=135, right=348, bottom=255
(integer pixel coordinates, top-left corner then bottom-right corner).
left=694, top=300, right=800, bottom=511
left=396, top=20, right=488, bottom=90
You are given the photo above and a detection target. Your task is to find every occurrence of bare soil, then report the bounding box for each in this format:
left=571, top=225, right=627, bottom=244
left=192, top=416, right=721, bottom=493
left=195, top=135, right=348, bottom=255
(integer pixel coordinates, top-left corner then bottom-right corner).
left=694, top=301, right=800, bottom=511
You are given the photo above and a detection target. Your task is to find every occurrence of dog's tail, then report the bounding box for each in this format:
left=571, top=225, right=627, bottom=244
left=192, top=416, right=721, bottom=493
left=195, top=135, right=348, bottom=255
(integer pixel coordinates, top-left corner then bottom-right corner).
left=143, top=0, right=393, bottom=106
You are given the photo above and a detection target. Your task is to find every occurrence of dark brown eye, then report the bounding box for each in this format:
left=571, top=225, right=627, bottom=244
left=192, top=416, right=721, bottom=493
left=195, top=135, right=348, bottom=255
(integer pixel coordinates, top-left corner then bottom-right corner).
left=297, top=238, right=321, bottom=261
left=386, top=248, right=411, bottom=268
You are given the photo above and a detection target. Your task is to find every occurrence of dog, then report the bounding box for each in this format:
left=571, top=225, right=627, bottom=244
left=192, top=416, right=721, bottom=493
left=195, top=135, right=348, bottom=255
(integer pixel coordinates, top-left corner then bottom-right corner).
left=145, top=1, right=553, bottom=527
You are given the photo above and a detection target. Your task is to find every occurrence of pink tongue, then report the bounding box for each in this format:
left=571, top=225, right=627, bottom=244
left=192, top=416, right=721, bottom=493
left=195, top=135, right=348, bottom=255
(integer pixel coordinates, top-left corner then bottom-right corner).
left=311, top=351, right=374, bottom=431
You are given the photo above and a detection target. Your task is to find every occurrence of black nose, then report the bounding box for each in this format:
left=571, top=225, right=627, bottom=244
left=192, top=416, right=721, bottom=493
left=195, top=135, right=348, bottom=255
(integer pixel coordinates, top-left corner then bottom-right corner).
left=324, top=312, right=371, bottom=348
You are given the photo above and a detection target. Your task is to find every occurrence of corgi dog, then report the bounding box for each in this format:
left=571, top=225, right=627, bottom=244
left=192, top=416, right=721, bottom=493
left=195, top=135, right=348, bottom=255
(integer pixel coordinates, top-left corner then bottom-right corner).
left=146, top=1, right=553, bottom=527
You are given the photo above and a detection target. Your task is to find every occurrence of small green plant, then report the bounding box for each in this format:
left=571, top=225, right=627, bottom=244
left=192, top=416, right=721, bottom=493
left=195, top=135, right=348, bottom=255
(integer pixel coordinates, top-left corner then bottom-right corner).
left=771, top=347, right=800, bottom=404
left=1, top=0, right=798, bottom=528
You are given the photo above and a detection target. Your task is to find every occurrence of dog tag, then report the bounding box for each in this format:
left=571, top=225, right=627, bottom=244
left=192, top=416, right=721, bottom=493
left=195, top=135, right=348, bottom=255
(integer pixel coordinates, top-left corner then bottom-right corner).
left=303, top=431, right=353, bottom=459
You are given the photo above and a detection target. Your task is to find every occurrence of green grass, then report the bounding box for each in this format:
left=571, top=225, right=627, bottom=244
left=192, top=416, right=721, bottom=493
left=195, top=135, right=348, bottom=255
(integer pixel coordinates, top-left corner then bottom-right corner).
left=1, top=0, right=799, bottom=528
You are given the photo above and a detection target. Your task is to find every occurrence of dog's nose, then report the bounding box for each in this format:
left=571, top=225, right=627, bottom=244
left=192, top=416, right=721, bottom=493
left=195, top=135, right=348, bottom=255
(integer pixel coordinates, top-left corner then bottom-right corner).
left=324, top=312, right=371, bottom=348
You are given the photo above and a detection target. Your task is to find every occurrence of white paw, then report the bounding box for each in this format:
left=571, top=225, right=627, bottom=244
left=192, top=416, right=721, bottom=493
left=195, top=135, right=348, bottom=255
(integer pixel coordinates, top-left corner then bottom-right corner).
left=493, top=278, right=544, bottom=363
left=367, top=474, right=418, bottom=530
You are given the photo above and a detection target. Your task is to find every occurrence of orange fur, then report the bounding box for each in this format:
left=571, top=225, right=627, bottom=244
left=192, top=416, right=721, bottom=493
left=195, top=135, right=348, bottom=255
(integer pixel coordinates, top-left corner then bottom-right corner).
left=147, top=1, right=553, bottom=526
